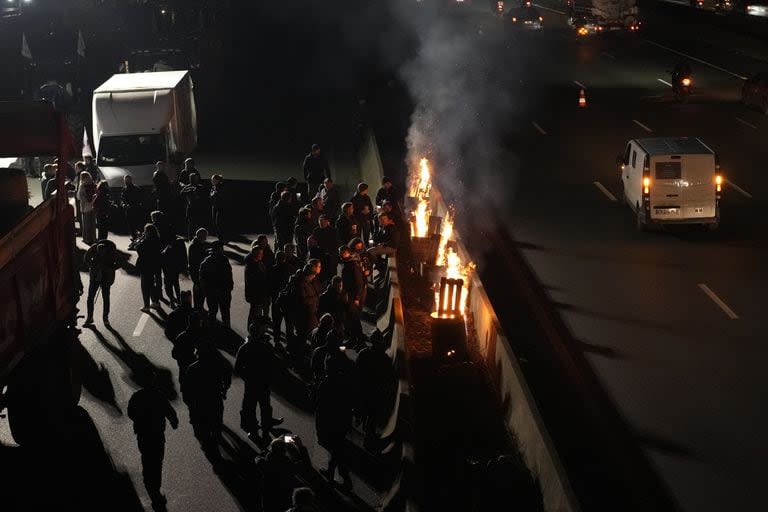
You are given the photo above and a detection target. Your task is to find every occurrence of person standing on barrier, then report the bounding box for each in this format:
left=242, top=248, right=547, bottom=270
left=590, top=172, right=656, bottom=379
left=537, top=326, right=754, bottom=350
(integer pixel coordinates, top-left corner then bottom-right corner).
left=303, top=144, right=331, bottom=198
left=235, top=317, right=284, bottom=440
left=188, top=228, right=209, bottom=312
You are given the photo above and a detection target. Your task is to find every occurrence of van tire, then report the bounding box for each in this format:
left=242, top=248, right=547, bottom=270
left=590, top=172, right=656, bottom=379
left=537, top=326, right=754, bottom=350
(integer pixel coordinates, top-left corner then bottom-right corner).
left=707, top=222, right=719, bottom=232
left=636, top=207, right=647, bottom=232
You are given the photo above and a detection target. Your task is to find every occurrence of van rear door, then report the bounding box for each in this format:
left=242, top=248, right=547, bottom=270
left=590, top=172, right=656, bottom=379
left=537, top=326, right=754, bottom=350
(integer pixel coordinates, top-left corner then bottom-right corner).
left=649, top=154, right=716, bottom=220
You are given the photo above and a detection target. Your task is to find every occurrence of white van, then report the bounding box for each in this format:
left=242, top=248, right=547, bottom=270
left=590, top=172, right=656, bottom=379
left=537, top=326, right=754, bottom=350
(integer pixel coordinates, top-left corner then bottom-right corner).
left=618, top=137, right=722, bottom=230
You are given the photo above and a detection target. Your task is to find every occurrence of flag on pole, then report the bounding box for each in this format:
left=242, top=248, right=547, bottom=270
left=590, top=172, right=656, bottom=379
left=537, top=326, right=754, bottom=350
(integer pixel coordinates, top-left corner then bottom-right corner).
left=77, top=30, right=86, bottom=58
left=21, top=33, right=32, bottom=60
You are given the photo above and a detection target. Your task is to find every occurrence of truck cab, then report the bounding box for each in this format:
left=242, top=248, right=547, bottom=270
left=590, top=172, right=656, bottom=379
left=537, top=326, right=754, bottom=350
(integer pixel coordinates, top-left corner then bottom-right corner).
left=618, top=137, right=721, bottom=230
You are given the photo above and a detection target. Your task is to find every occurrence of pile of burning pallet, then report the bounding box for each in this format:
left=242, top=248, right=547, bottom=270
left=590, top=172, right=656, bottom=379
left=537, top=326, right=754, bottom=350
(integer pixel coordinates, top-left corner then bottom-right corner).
left=406, top=158, right=475, bottom=362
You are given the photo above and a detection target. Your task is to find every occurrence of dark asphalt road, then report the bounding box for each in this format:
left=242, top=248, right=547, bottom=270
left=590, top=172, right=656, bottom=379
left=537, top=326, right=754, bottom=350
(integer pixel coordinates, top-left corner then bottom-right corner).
left=444, top=4, right=768, bottom=511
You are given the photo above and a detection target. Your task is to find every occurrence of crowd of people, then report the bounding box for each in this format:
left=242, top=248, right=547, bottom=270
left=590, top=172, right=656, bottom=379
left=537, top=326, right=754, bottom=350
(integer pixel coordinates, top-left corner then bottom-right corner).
left=80, top=144, right=402, bottom=511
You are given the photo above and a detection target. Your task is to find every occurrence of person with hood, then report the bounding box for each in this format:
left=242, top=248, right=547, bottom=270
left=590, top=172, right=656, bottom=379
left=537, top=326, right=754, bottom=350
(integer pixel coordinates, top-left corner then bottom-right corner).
left=302, top=144, right=331, bottom=197
left=127, top=374, right=178, bottom=508
left=182, top=342, right=231, bottom=460
left=245, top=244, right=270, bottom=330
left=199, top=241, right=234, bottom=327
left=235, top=317, right=284, bottom=439
left=187, top=228, right=210, bottom=311
left=83, top=239, right=120, bottom=326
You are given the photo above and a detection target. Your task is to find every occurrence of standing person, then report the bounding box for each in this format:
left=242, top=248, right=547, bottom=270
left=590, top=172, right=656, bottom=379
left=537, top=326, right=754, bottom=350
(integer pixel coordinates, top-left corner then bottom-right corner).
left=302, top=144, right=331, bottom=197
left=83, top=239, right=119, bottom=326
left=188, top=228, right=209, bottom=312
left=182, top=343, right=231, bottom=460
left=269, top=251, right=293, bottom=344
left=315, top=339, right=354, bottom=489
left=177, top=157, right=197, bottom=187
left=255, top=234, right=275, bottom=270
left=340, top=246, right=366, bottom=338
left=318, top=276, right=347, bottom=330
left=151, top=210, right=175, bottom=247
left=199, top=241, right=234, bottom=327
left=127, top=376, right=179, bottom=508
left=351, top=183, right=374, bottom=244
left=270, top=191, right=296, bottom=252
left=245, top=244, right=270, bottom=330
left=132, top=223, right=163, bottom=312
left=122, top=175, right=145, bottom=239
left=152, top=161, right=174, bottom=217
left=41, top=163, right=56, bottom=200
left=269, top=182, right=287, bottom=212
left=161, top=239, right=183, bottom=307
left=319, top=178, right=341, bottom=221
left=312, top=215, right=340, bottom=283
left=375, top=176, right=399, bottom=211
left=210, top=173, right=228, bottom=243
left=356, top=333, right=398, bottom=449
left=165, top=290, right=193, bottom=342
left=93, top=181, right=112, bottom=241
left=307, top=196, right=324, bottom=228
left=235, top=317, right=284, bottom=439
left=83, top=154, right=98, bottom=178
left=294, top=207, right=314, bottom=262
left=297, top=261, right=322, bottom=342
left=335, top=202, right=359, bottom=246
left=283, top=244, right=301, bottom=275
left=180, top=173, right=209, bottom=241
left=77, top=171, right=97, bottom=244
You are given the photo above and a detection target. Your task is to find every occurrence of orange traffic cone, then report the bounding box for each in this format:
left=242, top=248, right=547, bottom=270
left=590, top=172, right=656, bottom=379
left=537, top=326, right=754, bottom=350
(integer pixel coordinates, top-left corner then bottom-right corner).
left=578, top=88, right=587, bottom=108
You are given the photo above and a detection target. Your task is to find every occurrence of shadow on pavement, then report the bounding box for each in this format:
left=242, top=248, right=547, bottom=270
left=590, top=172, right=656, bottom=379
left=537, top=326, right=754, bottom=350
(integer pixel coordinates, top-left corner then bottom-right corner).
left=74, top=340, right=122, bottom=414
left=0, top=406, right=143, bottom=512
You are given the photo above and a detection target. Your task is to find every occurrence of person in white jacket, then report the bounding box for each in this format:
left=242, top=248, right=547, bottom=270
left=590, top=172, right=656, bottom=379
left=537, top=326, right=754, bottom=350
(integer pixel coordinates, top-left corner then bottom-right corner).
left=77, top=171, right=97, bottom=244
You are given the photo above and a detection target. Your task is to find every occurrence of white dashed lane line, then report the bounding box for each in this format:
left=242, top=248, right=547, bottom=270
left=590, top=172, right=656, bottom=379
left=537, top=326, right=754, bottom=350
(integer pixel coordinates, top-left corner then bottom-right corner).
left=726, top=180, right=753, bottom=199
left=632, top=119, right=653, bottom=133
left=593, top=181, right=618, bottom=202
left=532, top=121, right=547, bottom=135
left=698, top=284, right=740, bottom=320
left=133, top=312, right=149, bottom=337
left=735, top=117, right=757, bottom=130
left=657, top=78, right=673, bottom=87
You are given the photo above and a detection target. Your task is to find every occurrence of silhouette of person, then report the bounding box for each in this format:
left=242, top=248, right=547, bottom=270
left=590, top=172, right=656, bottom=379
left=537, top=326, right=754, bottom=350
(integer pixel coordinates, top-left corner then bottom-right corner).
left=127, top=376, right=179, bottom=508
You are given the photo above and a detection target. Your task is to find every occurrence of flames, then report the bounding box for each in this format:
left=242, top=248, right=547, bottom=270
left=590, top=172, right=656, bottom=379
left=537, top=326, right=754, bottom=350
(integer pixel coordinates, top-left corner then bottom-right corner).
left=410, top=158, right=433, bottom=238
left=436, top=209, right=453, bottom=267
left=435, top=246, right=475, bottom=315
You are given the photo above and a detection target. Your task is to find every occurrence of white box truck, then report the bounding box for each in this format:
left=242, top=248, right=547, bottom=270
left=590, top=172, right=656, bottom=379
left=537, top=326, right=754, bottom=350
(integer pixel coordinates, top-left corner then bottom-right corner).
left=92, top=70, right=197, bottom=188
left=618, top=137, right=722, bottom=230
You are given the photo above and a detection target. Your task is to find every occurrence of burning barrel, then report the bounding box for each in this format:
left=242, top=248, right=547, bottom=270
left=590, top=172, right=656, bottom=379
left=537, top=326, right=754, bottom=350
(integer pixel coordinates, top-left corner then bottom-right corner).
left=430, top=276, right=468, bottom=362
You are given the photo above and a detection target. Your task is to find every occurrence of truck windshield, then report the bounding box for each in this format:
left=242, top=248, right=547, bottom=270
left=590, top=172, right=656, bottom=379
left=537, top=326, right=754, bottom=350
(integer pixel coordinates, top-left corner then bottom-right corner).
left=98, top=135, right=165, bottom=167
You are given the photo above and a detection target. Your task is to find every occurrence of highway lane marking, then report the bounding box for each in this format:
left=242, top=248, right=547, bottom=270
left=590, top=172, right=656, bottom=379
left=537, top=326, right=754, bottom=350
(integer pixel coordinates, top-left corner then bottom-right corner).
left=133, top=313, right=149, bottom=337
left=593, top=181, right=617, bottom=201
left=532, top=121, right=547, bottom=135
left=573, top=80, right=587, bottom=90
left=698, top=284, right=739, bottom=320
left=735, top=117, right=757, bottom=130
left=657, top=78, right=673, bottom=87
left=533, top=3, right=566, bottom=14
left=632, top=119, right=653, bottom=133
left=726, top=179, right=753, bottom=199
left=645, top=39, right=748, bottom=81
left=601, top=51, right=616, bottom=60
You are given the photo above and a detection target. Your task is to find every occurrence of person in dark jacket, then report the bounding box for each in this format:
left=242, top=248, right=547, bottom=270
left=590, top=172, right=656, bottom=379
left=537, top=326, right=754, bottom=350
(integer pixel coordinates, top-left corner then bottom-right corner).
left=210, top=173, right=228, bottom=243
left=335, top=202, right=359, bottom=246
left=312, top=215, right=339, bottom=283
left=161, top=239, right=184, bottom=307
left=269, top=251, right=293, bottom=343
left=309, top=313, right=335, bottom=351
left=122, top=175, right=145, bottom=239
left=375, top=176, right=396, bottom=207
left=297, top=261, right=322, bottom=341
left=182, top=342, right=232, bottom=460
left=245, top=244, right=270, bottom=330
left=318, top=178, right=341, bottom=221
left=93, top=181, right=112, bottom=241
left=172, top=311, right=206, bottom=386
left=235, top=317, right=284, bottom=438
left=255, top=234, right=275, bottom=270
left=368, top=212, right=400, bottom=257
left=180, top=173, right=209, bottom=241
left=83, top=239, right=120, bottom=326
left=356, top=332, right=398, bottom=450
left=177, top=157, right=197, bottom=187
left=340, top=246, right=366, bottom=338
left=199, top=241, right=234, bottom=327
left=151, top=210, right=175, bottom=247
left=318, top=276, right=347, bottom=330
left=271, top=191, right=296, bottom=252
left=349, top=238, right=372, bottom=281
left=132, top=223, right=163, bottom=311
left=269, top=182, right=287, bottom=212
left=308, top=195, right=324, bottom=228
left=351, top=183, right=374, bottom=223
left=294, top=207, right=314, bottom=261
left=152, top=161, right=174, bottom=216
left=127, top=377, right=178, bottom=508
left=165, top=290, right=193, bottom=342
left=284, top=243, right=301, bottom=275
left=302, top=144, right=331, bottom=197
left=188, top=228, right=209, bottom=311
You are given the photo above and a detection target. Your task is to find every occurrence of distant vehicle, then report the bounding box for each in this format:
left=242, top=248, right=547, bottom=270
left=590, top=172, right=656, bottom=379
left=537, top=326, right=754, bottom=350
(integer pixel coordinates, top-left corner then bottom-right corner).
left=691, top=0, right=733, bottom=12
left=617, top=137, right=721, bottom=230
left=568, top=0, right=640, bottom=33
left=92, top=71, right=197, bottom=188
left=744, top=2, right=768, bottom=16
left=508, top=5, right=544, bottom=29
left=742, top=73, right=768, bottom=114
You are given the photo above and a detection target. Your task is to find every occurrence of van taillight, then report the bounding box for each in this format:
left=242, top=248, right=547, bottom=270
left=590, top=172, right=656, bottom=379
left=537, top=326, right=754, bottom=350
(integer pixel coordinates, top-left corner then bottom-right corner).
left=643, top=176, right=651, bottom=195
left=715, top=174, right=722, bottom=193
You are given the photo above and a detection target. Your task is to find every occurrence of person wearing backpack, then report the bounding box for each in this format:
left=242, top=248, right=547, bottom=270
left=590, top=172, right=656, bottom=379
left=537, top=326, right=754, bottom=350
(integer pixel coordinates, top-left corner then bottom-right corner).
left=83, top=239, right=120, bottom=326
